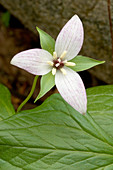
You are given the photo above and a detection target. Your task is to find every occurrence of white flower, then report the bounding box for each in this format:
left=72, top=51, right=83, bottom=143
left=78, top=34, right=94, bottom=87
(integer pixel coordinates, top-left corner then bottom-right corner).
left=11, top=15, right=87, bottom=115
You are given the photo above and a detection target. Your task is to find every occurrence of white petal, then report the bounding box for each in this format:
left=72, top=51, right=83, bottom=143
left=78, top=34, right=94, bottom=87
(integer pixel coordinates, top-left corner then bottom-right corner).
left=55, top=15, right=84, bottom=61
left=55, top=67, right=87, bottom=114
left=11, top=49, right=53, bottom=75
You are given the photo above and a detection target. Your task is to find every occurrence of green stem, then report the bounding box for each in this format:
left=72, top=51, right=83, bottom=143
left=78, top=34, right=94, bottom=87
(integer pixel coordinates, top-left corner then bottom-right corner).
left=17, top=75, right=39, bottom=113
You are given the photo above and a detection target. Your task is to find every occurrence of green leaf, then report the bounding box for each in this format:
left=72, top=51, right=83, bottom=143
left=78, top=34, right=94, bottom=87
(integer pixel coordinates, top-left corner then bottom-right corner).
left=0, top=84, right=15, bottom=121
left=1, top=11, right=11, bottom=27
left=70, top=55, right=105, bottom=72
left=34, top=72, right=55, bottom=102
left=87, top=85, right=113, bottom=138
left=1, top=85, right=113, bottom=169
left=36, top=27, right=55, bottom=55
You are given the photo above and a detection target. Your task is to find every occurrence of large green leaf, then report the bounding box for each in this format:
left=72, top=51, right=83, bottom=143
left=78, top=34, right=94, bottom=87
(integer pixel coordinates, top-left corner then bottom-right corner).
left=70, top=55, right=105, bottom=72
left=34, top=72, right=55, bottom=102
left=87, top=85, right=113, bottom=138
left=0, top=84, right=15, bottom=121
left=36, top=27, right=55, bottom=55
left=0, top=85, right=113, bottom=169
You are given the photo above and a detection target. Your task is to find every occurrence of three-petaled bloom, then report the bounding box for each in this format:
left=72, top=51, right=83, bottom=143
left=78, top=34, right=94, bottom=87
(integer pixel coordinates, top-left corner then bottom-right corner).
left=11, top=15, right=87, bottom=115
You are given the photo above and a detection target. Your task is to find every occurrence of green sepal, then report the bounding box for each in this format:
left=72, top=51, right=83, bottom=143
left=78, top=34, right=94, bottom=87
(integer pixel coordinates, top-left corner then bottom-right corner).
left=69, top=55, right=105, bottom=72
left=34, top=72, right=55, bottom=102
left=36, top=27, right=55, bottom=55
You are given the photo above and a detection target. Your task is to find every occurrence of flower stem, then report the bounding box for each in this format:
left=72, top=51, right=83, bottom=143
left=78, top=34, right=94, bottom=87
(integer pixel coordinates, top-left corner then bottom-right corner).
left=17, top=75, right=39, bottom=113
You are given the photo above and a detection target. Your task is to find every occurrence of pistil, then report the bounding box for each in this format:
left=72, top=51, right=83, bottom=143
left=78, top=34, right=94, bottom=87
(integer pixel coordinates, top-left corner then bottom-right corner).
left=47, top=51, right=76, bottom=76
left=55, top=63, right=60, bottom=67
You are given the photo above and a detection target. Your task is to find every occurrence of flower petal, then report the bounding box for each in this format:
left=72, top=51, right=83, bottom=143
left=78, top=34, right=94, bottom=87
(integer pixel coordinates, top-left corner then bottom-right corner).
left=11, top=49, right=53, bottom=75
left=55, top=67, right=87, bottom=114
left=55, top=15, right=84, bottom=61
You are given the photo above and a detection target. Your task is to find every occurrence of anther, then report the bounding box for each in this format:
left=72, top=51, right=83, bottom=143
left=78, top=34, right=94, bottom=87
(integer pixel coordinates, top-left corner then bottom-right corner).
left=52, top=68, right=56, bottom=75
left=60, top=51, right=67, bottom=59
left=53, top=52, right=57, bottom=60
left=47, top=61, right=54, bottom=66
left=60, top=68, right=67, bottom=75
left=64, top=62, right=76, bottom=67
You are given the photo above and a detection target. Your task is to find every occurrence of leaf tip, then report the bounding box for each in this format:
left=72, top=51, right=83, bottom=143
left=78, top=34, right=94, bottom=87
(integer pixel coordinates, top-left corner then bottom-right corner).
left=34, top=94, right=40, bottom=103
left=36, top=26, right=39, bottom=31
left=36, top=26, right=42, bottom=34
left=101, top=60, right=105, bottom=64
left=34, top=98, right=37, bottom=103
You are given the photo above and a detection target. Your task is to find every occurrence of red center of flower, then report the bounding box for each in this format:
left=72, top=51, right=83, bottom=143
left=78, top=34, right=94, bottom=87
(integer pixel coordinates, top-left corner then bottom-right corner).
left=53, top=58, right=64, bottom=69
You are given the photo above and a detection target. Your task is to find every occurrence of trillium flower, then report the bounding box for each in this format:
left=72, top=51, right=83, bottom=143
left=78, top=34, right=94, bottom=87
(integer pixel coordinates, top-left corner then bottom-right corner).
left=11, top=15, right=87, bottom=115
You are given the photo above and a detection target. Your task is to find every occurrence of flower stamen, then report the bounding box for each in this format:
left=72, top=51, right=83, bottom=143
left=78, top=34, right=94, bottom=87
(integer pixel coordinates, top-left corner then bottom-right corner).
left=60, top=51, right=67, bottom=59
left=48, top=51, right=75, bottom=75
left=53, top=52, right=57, bottom=60
left=47, top=61, right=54, bottom=66
left=60, top=68, right=67, bottom=75
left=52, top=67, right=56, bottom=75
left=64, top=61, right=76, bottom=66
left=62, top=60, right=67, bottom=63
